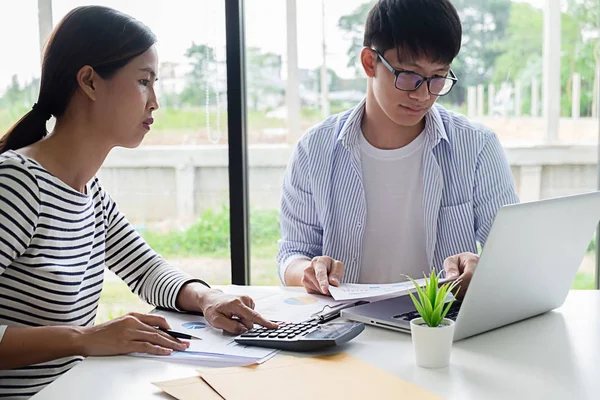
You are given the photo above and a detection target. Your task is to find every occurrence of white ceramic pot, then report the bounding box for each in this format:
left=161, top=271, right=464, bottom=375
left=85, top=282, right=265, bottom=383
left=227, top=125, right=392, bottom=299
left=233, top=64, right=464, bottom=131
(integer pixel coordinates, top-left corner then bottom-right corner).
left=410, top=318, right=455, bottom=368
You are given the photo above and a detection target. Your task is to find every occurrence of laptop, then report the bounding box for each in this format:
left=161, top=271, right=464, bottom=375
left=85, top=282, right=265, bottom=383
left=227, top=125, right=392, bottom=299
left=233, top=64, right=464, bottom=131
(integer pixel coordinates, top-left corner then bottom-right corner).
left=341, top=191, right=600, bottom=341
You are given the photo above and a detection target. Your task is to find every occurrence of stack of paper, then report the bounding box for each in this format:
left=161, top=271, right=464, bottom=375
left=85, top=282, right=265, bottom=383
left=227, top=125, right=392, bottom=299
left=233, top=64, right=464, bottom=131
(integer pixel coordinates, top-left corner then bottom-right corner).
left=128, top=310, right=277, bottom=367
left=328, top=277, right=453, bottom=301
left=252, top=289, right=344, bottom=323
left=153, top=353, right=443, bottom=400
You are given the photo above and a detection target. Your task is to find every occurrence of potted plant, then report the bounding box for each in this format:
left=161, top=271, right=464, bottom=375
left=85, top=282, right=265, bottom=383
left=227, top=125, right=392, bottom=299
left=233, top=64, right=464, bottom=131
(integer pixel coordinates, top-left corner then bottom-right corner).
left=405, top=271, right=461, bottom=368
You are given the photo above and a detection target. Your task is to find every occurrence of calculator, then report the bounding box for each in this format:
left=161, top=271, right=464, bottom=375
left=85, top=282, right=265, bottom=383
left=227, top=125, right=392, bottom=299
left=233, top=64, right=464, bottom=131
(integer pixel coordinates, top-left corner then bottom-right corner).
left=234, top=320, right=365, bottom=352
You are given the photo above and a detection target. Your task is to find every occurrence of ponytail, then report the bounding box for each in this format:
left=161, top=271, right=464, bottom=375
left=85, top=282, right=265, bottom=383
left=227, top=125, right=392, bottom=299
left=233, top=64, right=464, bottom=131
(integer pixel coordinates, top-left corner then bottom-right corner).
left=0, top=103, right=51, bottom=153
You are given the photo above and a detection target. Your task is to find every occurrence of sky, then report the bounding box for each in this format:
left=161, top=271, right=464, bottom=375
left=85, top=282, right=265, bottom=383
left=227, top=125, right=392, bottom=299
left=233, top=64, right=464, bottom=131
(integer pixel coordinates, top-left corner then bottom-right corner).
left=0, top=0, right=369, bottom=95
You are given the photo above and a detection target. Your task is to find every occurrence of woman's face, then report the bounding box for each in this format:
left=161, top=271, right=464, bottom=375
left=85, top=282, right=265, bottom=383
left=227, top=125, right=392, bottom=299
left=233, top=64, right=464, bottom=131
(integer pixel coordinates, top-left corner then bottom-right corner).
left=93, top=45, right=160, bottom=149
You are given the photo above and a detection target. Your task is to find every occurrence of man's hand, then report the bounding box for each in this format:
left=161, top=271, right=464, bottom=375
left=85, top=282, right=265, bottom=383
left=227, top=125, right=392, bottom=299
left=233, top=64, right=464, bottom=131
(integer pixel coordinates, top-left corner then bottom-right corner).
left=298, top=256, right=345, bottom=295
left=443, top=252, right=479, bottom=299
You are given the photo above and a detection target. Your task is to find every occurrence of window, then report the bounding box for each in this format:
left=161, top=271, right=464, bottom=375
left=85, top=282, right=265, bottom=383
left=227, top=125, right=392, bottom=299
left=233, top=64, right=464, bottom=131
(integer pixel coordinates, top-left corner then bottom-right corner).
left=2, top=2, right=597, bottom=322
left=14, top=0, right=233, bottom=321
left=245, top=0, right=368, bottom=285
left=245, top=0, right=600, bottom=288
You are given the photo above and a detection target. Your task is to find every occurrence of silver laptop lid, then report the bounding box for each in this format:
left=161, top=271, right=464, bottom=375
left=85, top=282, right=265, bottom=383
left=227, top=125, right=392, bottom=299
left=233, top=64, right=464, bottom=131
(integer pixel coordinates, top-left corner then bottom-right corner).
left=342, top=192, right=600, bottom=341
left=453, top=191, right=600, bottom=340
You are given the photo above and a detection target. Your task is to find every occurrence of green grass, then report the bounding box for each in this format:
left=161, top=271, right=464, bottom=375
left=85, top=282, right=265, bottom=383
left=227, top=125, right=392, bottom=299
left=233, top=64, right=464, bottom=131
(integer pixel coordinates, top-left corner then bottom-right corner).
left=0, top=106, right=29, bottom=134
left=142, top=206, right=280, bottom=259
left=96, top=280, right=152, bottom=324
left=0, top=105, right=333, bottom=139
left=96, top=206, right=282, bottom=324
left=0, top=106, right=305, bottom=137
left=571, top=272, right=595, bottom=290
left=96, top=256, right=281, bottom=325
left=149, top=107, right=314, bottom=133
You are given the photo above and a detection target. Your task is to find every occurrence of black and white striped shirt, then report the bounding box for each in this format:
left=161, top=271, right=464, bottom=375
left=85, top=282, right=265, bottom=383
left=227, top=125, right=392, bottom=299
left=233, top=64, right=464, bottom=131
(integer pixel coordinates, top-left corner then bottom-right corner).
left=0, top=150, right=196, bottom=399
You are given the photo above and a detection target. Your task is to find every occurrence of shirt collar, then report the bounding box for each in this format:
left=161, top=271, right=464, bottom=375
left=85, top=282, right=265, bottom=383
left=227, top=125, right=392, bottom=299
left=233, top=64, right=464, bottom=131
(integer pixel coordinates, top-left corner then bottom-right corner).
left=337, top=99, right=450, bottom=149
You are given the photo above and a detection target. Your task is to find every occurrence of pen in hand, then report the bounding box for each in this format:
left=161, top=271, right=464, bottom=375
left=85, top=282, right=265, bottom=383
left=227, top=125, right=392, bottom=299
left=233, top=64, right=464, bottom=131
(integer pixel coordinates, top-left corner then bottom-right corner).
left=156, top=326, right=200, bottom=340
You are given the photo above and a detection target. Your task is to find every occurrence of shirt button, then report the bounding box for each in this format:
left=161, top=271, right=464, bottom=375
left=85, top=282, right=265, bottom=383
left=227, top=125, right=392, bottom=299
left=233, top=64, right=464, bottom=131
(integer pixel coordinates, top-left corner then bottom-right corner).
left=357, top=222, right=362, bottom=228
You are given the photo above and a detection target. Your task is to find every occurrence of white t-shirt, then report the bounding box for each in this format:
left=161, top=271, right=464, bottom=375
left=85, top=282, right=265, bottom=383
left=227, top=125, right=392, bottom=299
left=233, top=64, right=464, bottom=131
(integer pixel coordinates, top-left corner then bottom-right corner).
left=358, top=131, right=430, bottom=283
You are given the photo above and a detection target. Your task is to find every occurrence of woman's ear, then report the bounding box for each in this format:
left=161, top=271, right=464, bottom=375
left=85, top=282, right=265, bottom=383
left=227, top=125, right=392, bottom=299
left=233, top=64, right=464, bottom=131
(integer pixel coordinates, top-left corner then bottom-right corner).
left=360, top=47, right=378, bottom=78
left=76, top=65, right=98, bottom=101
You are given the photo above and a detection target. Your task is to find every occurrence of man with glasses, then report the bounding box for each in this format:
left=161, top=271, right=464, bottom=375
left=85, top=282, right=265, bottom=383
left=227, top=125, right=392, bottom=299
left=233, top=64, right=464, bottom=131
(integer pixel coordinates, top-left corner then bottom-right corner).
left=277, top=0, right=519, bottom=296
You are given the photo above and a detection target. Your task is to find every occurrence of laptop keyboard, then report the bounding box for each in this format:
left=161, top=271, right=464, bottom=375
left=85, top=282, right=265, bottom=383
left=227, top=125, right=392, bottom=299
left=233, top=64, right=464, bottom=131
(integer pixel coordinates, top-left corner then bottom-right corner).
left=393, top=301, right=462, bottom=322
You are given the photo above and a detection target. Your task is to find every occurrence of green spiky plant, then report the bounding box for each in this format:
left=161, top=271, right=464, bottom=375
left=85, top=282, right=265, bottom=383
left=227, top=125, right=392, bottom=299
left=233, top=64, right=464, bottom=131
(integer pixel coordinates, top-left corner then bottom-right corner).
left=405, top=271, right=461, bottom=328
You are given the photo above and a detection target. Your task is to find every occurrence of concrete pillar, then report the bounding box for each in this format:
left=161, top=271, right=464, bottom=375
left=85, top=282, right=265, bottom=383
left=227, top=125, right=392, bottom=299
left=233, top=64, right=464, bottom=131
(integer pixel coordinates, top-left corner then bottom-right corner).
left=467, top=86, right=477, bottom=118
left=320, top=0, right=330, bottom=118
left=286, top=0, right=301, bottom=140
left=542, top=0, right=561, bottom=141
left=488, top=84, right=495, bottom=116
left=593, top=67, right=599, bottom=118
left=501, top=82, right=510, bottom=117
left=477, top=84, right=485, bottom=117
left=515, top=80, right=523, bottom=117
left=38, top=0, right=53, bottom=60
left=572, top=73, right=581, bottom=119
left=519, top=166, right=543, bottom=202
left=532, top=78, right=540, bottom=117
left=176, top=165, right=196, bottom=221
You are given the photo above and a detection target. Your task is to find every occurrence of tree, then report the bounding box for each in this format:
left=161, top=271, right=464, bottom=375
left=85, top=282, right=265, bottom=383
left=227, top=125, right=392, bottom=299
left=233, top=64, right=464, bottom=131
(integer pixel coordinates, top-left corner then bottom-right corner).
left=246, top=47, right=284, bottom=110
left=492, top=3, right=543, bottom=83
left=0, top=75, right=39, bottom=110
left=338, top=1, right=512, bottom=105
left=320, top=68, right=365, bottom=92
left=493, top=2, right=597, bottom=116
left=338, top=1, right=375, bottom=76
left=565, top=0, right=600, bottom=115
left=445, top=0, right=512, bottom=105
left=566, top=0, right=599, bottom=60
left=181, top=43, right=216, bottom=106
left=0, top=75, right=22, bottom=108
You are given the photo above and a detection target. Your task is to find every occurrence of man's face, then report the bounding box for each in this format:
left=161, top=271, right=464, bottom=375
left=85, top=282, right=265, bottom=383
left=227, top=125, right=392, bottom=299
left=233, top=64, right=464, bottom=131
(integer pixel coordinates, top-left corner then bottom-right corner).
left=364, top=48, right=452, bottom=128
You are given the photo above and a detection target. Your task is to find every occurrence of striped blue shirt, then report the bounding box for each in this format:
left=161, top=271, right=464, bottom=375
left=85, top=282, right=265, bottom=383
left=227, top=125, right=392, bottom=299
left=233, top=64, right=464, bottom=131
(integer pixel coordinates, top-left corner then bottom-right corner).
left=0, top=150, right=199, bottom=399
left=277, top=100, right=520, bottom=283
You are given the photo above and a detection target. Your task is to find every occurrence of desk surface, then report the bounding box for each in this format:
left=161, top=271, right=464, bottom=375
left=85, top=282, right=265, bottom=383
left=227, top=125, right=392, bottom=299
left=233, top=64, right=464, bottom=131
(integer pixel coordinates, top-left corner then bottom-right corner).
left=33, top=288, right=600, bottom=400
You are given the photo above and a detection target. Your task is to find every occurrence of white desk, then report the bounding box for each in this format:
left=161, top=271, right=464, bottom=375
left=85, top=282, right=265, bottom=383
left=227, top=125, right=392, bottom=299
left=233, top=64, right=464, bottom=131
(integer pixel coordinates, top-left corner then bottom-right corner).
left=33, top=289, right=600, bottom=400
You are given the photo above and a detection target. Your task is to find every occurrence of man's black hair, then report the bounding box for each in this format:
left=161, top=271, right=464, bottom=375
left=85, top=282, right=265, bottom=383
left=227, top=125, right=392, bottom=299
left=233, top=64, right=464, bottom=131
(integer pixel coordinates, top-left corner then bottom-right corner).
left=363, top=0, right=462, bottom=65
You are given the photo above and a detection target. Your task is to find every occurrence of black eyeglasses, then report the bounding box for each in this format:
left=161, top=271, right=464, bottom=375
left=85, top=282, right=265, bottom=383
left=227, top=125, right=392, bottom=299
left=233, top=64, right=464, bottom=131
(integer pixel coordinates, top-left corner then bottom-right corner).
left=374, top=50, right=458, bottom=96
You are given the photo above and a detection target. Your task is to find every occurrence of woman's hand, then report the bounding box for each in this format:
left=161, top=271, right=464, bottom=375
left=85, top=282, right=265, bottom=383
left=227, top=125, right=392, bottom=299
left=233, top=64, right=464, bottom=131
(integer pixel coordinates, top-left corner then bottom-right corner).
left=77, top=312, right=189, bottom=356
left=199, top=290, right=279, bottom=334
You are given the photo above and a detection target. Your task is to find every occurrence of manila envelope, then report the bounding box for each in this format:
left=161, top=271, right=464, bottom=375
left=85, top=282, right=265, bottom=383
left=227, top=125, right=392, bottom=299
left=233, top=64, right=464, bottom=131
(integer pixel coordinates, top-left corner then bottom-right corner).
left=198, top=353, right=443, bottom=400
left=153, top=375, right=223, bottom=400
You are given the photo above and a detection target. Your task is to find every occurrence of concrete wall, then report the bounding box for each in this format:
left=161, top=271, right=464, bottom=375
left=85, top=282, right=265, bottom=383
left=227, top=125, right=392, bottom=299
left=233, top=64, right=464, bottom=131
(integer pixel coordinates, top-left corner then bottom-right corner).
left=98, top=144, right=599, bottom=225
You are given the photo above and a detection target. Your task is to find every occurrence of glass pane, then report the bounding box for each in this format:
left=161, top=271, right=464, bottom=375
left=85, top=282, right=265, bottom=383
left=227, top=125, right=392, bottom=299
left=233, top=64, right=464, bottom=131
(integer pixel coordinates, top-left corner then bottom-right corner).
left=0, top=3, right=40, bottom=133
left=437, top=0, right=599, bottom=290
left=247, top=0, right=599, bottom=289
left=39, top=0, right=230, bottom=321
left=246, top=0, right=370, bottom=286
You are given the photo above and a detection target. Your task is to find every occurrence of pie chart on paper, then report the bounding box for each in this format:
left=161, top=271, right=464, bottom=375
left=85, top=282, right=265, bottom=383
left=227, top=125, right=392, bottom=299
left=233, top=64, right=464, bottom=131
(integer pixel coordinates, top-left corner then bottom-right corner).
left=284, top=296, right=319, bottom=306
left=182, top=321, right=207, bottom=330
